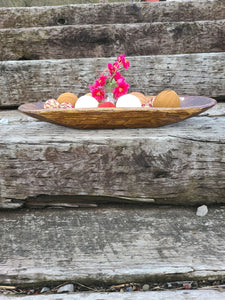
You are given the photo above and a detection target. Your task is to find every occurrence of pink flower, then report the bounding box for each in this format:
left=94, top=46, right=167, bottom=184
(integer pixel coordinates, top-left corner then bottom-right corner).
left=108, top=63, right=116, bottom=76
left=88, top=84, right=96, bottom=92
left=117, top=54, right=130, bottom=70
left=114, top=72, right=123, bottom=81
left=95, top=75, right=108, bottom=87
left=88, top=54, right=130, bottom=103
left=113, top=61, right=120, bottom=69
left=113, top=79, right=129, bottom=98
left=91, top=87, right=105, bottom=102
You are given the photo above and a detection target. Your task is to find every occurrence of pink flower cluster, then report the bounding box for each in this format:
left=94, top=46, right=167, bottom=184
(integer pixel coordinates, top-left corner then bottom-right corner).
left=89, top=54, right=130, bottom=102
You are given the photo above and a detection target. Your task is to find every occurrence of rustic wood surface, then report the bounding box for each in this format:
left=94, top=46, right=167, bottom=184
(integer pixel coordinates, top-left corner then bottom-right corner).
left=1, top=53, right=225, bottom=108
left=1, top=290, right=225, bottom=300
left=0, top=0, right=224, bottom=29
left=0, top=0, right=224, bottom=291
left=0, top=0, right=128, bottom=6
left=0, top=103, right=224, bottom=209
left=1, top=205, right=225, bottom=285
left=0, top=20, right=224, bottom=61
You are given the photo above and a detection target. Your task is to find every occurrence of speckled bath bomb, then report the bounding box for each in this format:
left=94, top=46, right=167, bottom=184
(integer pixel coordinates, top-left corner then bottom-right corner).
left=59, top=102, right=74, bottom=109
left=44, top=99, right=60, bottom=109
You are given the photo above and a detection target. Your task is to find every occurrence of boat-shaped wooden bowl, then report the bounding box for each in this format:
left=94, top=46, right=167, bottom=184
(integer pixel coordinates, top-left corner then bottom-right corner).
left=18, top=96, right=216, bottom=129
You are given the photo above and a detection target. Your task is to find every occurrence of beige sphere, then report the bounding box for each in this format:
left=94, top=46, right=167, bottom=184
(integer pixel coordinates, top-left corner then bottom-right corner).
left=57, top=92, right=78, bottom=106
left=130, top=92, right=148, bottom=104
left=153, top=90, right=180, bottom=108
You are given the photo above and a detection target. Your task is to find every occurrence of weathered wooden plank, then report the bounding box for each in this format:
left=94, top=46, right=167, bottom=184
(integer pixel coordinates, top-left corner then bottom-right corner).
left=0, top=20, right=224, bottom=61
left=0, top=206, right=225, bottom=284
left=1, top=290, right=225, bottom=300
left=0, top=0, right=128, bottom=7
left=0, top=104, right=225, bottom=209
left=0, top=0, right=224, bottom=29
left=0, top=53, right=225, bottom=107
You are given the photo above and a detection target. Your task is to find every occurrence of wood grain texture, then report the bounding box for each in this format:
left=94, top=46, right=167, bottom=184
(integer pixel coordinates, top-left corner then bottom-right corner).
left=1, top=53, right=225, bottom=107
left=1, top=206, right=225, bottom=284
left=0, top=104, right=225, bottom=209
left=1, top=291, right=225, bottom=300
left=0, top=0, right=224, bottom=29
left=0, top=20, right=225, bottom=61
left=0, top=0, right=127, bottom=7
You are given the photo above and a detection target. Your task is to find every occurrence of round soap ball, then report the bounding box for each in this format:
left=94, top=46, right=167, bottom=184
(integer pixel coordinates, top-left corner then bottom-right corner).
left=59, top=102, right=74, bottom=109
left=44, top=99, right=60, bottom=109
left=116, top=94, right=142, bottom=108
left=129, top=92, right=147, bottom=104
left=98, top=102, right=115, bottom=108
left=57, top=92, right=78, bottom=106
left=153, top=90, right=180, bottom=108
left=75, top=95, right=99, bottom=108
left=143, top=96, right=155, bottom=107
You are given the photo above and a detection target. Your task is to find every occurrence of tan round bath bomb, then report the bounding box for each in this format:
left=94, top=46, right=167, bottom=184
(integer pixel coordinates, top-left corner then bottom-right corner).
left=153, top=90, right=180, bottom=108
left=130, top=92, right=147, bottom=104
left=57, top=92, right=78, bottom=106
left=85, top=93, right=92, bottom=96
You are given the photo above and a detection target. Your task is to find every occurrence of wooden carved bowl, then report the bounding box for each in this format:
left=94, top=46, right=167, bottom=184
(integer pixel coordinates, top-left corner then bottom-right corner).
left=18, top=96, right=216, bottom=129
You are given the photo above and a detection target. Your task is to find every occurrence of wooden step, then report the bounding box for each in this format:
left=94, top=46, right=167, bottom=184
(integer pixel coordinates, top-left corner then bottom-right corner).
left=0, top=0, right=224, bottom=292
left=1, top=20, right=224, bottom=61
left=1, top=290, right=225, bottom=299
left=0, top=103, right=224, bottom=209
left=0, top=0, right=224, bottom=29
left=1, top=205, right=225, bottom=285
left=0, top=53, right=224, bottom=108
left=0, top=0, right=128, bottom=7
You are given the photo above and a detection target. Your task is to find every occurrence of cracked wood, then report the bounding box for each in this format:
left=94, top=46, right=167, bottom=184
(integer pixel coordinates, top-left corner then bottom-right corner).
left=0, top=53, right=225, bottom=107
left=0, top=206, right=225, bottom=284
left=0, top=20, right=225, bottom=61
left=0, top=0, right=224, bottom=29
left=0, top=104, right=224, bottom=209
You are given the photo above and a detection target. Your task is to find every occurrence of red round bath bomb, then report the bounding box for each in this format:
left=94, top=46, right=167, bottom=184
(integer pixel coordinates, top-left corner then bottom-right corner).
left=98, top=102, right=116, bottom=107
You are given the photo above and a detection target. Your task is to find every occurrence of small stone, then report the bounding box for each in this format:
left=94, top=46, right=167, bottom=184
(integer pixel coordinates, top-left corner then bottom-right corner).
left=142, top=284, right=150, bottom=291
left=183, top=283, right=192, bottom=289
left=28, top=289, right=35, bottom=295
left=57, top=284, right=74, bottom=293
left=40, top=287, right=50, bottom=293
left=126, top=286, right=133, bottom=292
left=196, top=205, right=208, bottom=217
left=0, top=118, right=9, bottom=124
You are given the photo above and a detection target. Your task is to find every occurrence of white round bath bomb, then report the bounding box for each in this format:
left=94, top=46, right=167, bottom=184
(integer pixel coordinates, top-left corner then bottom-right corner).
left=75, top=95, right=98, bottom=108
left=116, top=94, right=142, bottom=108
